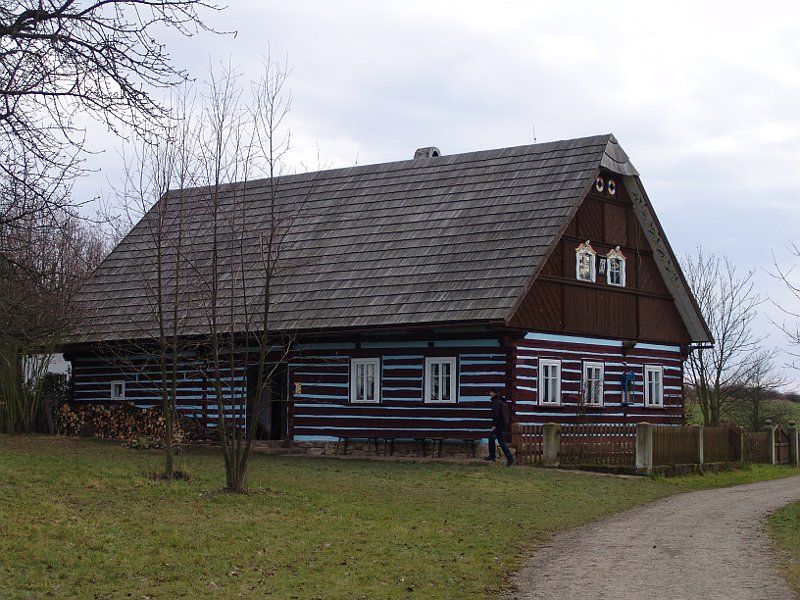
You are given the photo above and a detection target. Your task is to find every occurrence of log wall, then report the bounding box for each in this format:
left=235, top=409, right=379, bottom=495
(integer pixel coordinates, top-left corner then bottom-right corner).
left=289, top=338, right=507, bottom=441
left=70, top=351, right=248, bottom=428
left=512, top=332, right=684, bottom=427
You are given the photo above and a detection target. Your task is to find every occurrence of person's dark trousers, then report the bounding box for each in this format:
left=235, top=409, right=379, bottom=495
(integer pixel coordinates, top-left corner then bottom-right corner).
left=488, top=427, right=514, bottom=462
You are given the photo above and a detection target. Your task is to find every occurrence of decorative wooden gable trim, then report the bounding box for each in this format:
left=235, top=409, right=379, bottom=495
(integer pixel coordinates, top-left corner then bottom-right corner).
left=506, top=164, right=707, bottom=345
left=622, top=175, right=712, bottom=343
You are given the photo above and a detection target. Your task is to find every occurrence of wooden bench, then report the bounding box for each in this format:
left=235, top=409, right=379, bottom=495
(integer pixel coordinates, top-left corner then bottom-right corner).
left=337, top=433, right=486, bottom=457
left=336, top=436, right=383, bottom=456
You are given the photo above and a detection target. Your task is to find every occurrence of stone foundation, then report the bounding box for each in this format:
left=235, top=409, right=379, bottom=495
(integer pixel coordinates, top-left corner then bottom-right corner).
left=255, top=439, right=489, bottom=459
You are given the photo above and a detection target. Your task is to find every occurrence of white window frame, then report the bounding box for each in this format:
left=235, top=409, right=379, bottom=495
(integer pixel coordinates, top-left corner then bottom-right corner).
left=350, top=358, right=381, bottom=404
left=424, top=357, right=457, bottom=404
left=607, top=257, right=626, bottom=286
left=110, top=380, right=125, bottom=401
left=575, top=241, right=597, bottom=283
left=582, top=361, right=605, bottom=407
left=643, top=365, right=664, bottom=408
left=538, top=358, right=562, bottom=405
left=606, top=247, right=627, bottom=287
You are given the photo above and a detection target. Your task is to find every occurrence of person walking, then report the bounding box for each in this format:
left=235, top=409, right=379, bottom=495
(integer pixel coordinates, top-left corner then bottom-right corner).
left=485, top=388, right=514, bottom=466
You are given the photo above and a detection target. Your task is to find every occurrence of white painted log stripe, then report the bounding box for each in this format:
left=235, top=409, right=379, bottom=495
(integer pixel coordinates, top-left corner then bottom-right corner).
left=294, top=415, right=491, bottom=422
left=516, top=347, right=682, bottom=363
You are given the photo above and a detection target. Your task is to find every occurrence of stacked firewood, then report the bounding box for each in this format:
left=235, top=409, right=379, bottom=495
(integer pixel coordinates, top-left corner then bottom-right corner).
left=55, top=403, right=207, bottom=445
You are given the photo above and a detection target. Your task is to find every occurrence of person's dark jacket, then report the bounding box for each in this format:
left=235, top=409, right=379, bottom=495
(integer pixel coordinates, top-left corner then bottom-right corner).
left=490, top=395, right=511, bottom=432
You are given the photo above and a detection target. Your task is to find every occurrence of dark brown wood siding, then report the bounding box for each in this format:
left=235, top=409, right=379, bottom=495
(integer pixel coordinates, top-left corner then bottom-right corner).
left=511, top=332, right=684, bottom=426
left=510, top=174, right=691, bottom=344
left=289, top=337, right=507, bottom=440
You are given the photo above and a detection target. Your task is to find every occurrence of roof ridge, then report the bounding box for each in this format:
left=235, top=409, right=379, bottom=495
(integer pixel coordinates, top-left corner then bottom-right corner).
left=168, top=133, right=614, bottom=196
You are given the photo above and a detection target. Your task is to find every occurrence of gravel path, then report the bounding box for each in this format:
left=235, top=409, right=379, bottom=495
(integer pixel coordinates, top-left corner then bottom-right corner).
left=505, top=475, right=800, bottom=600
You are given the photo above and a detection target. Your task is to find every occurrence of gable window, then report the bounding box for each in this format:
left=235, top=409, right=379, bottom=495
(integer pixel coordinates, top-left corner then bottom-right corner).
left=644, top=365, right=664, bottom=408
left=538, top=358, right=561, bottom=405
left=575, top=241, right=596, bottom=282
left=111, top=381, right=125, bottom=401
left=351, top=358, right=381, bottom=403
left=582, top=362, right=604, bottom=406
left=606, top=246, right=627, bottom=287
left=424, top=357, right=457, bottom=403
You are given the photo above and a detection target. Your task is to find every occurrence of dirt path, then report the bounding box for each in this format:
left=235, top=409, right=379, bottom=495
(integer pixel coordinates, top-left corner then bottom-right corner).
left=505, top=475, right=800, bottom=600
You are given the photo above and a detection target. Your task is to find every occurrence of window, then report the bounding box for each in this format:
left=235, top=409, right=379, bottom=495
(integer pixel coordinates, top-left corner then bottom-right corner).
left=351, top=358, right=381, bottom=403
left=575, top=241, right=596, bottom=282
left=111, top=381, right=125, bottom=401
left=538, top=359, right=561, bottom=405
left=644, top=365, right=664, bottom=407
left=606, top=246, right=627, bottom=287
left=424, top=357, right=457, bottom=403
left=582, top=362, right=604, bottom=406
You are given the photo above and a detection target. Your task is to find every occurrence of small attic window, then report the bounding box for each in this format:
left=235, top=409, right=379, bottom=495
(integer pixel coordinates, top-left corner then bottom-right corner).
left=575, top=241, right=596, bottom=282
left=111, top=381, right=125, bottom=401
left=606, top=246, right=627, bottom=287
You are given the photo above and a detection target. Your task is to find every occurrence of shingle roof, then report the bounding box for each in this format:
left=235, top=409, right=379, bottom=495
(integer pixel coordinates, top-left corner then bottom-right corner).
left=72, top=134, right=635, bottom=342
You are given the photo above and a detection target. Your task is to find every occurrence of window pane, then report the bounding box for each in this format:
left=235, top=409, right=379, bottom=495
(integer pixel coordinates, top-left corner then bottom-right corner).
left=655, top=371, right=662, bottom=404
left=441, top=362, right=450, bottom=401
left=578, top=254, right=592, bottom=280
left=356, top=364, right=364, bottom=400
left=431, top=363, right=439, bottom=401
left=366, top=364, right=374, bottom=400
left=542, top=365, right=550, bottom=402
left=586, top=366, right=602, bottom=405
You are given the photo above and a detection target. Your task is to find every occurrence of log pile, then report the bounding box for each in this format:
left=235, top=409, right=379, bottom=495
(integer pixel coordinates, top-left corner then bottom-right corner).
left=55, top=403, right=209, bottom=445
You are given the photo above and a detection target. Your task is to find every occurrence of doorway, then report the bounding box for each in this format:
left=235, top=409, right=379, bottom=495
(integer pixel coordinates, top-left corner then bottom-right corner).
left=248, top=365, right=288, bottom=440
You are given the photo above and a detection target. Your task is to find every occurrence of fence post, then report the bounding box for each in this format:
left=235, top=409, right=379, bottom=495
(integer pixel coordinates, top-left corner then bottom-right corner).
left=636, top=422, right=653, bottom=474
left=543, top=422, right=561, bottom=467
left=692, top=425, right=704, bottom=464
left=511, top=422, right=521, bottom=452
left=765, top=421, right=777, bottom=465
left=732, top=426, right=744, bottom=462
left=789, top=422, right=799, bottom=468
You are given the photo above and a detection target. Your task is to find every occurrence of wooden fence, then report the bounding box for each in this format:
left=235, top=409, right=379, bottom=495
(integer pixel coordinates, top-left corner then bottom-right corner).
left=743, top=430, right=770, bottom=463
left=560, top=424, right=636, bottom=466
left=775, top=427, right=792, bottom=465
left=511, top=422, right=797, bottom=472
left=653, top=426, right=696, bottom=466
left=511, top=424, right=543, bottom=465
left=703, top=426, right=739, bottom=463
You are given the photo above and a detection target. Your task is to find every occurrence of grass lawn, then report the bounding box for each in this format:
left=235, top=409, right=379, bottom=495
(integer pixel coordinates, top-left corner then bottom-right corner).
left=1, top=436, right=798, bottom=599
left=770, top=500, right=800, bottom=594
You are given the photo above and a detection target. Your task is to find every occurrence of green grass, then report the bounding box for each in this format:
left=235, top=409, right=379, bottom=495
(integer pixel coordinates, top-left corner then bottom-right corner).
left=770, top=500, right=800, bottom=593
left=1, top=436, right=798, bottom=599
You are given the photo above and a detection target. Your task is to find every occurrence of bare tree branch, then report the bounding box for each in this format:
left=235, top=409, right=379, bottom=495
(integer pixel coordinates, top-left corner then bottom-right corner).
left=683, top=247, right=765, bottom=426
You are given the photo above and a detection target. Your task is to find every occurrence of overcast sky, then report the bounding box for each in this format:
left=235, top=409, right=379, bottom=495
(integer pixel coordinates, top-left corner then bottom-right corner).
left=77, top=1, right=800, bottom=386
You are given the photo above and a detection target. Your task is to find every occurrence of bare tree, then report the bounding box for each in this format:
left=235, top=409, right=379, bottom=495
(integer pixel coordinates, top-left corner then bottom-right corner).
left=726, top=350, right=791, bottom=431
left=192, top=58, right=302, bottom=492
left=683, top=248, right=764, bottom=426
left=0, top=0, right=223, bottom=435
left=771, top=242, right=800, bottom=371
left=0, top=206, right=105, bottom=432
left=193, top=62, right=253, bottom=491
left=95, top=90, right=200, bottom=477
left=0, top=1, right=222, bottom=186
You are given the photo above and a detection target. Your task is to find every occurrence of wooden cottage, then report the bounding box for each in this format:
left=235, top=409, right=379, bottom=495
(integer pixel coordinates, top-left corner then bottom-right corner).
left=64, top=134, right=711, bottom=445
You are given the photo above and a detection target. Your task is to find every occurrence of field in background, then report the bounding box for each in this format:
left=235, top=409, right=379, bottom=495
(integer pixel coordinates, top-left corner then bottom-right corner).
left=1, top=436, right=798, bottom=599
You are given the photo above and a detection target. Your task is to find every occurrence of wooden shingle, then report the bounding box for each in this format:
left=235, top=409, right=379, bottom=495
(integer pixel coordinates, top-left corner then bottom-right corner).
left=72, top=134, right=624, bottom=342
